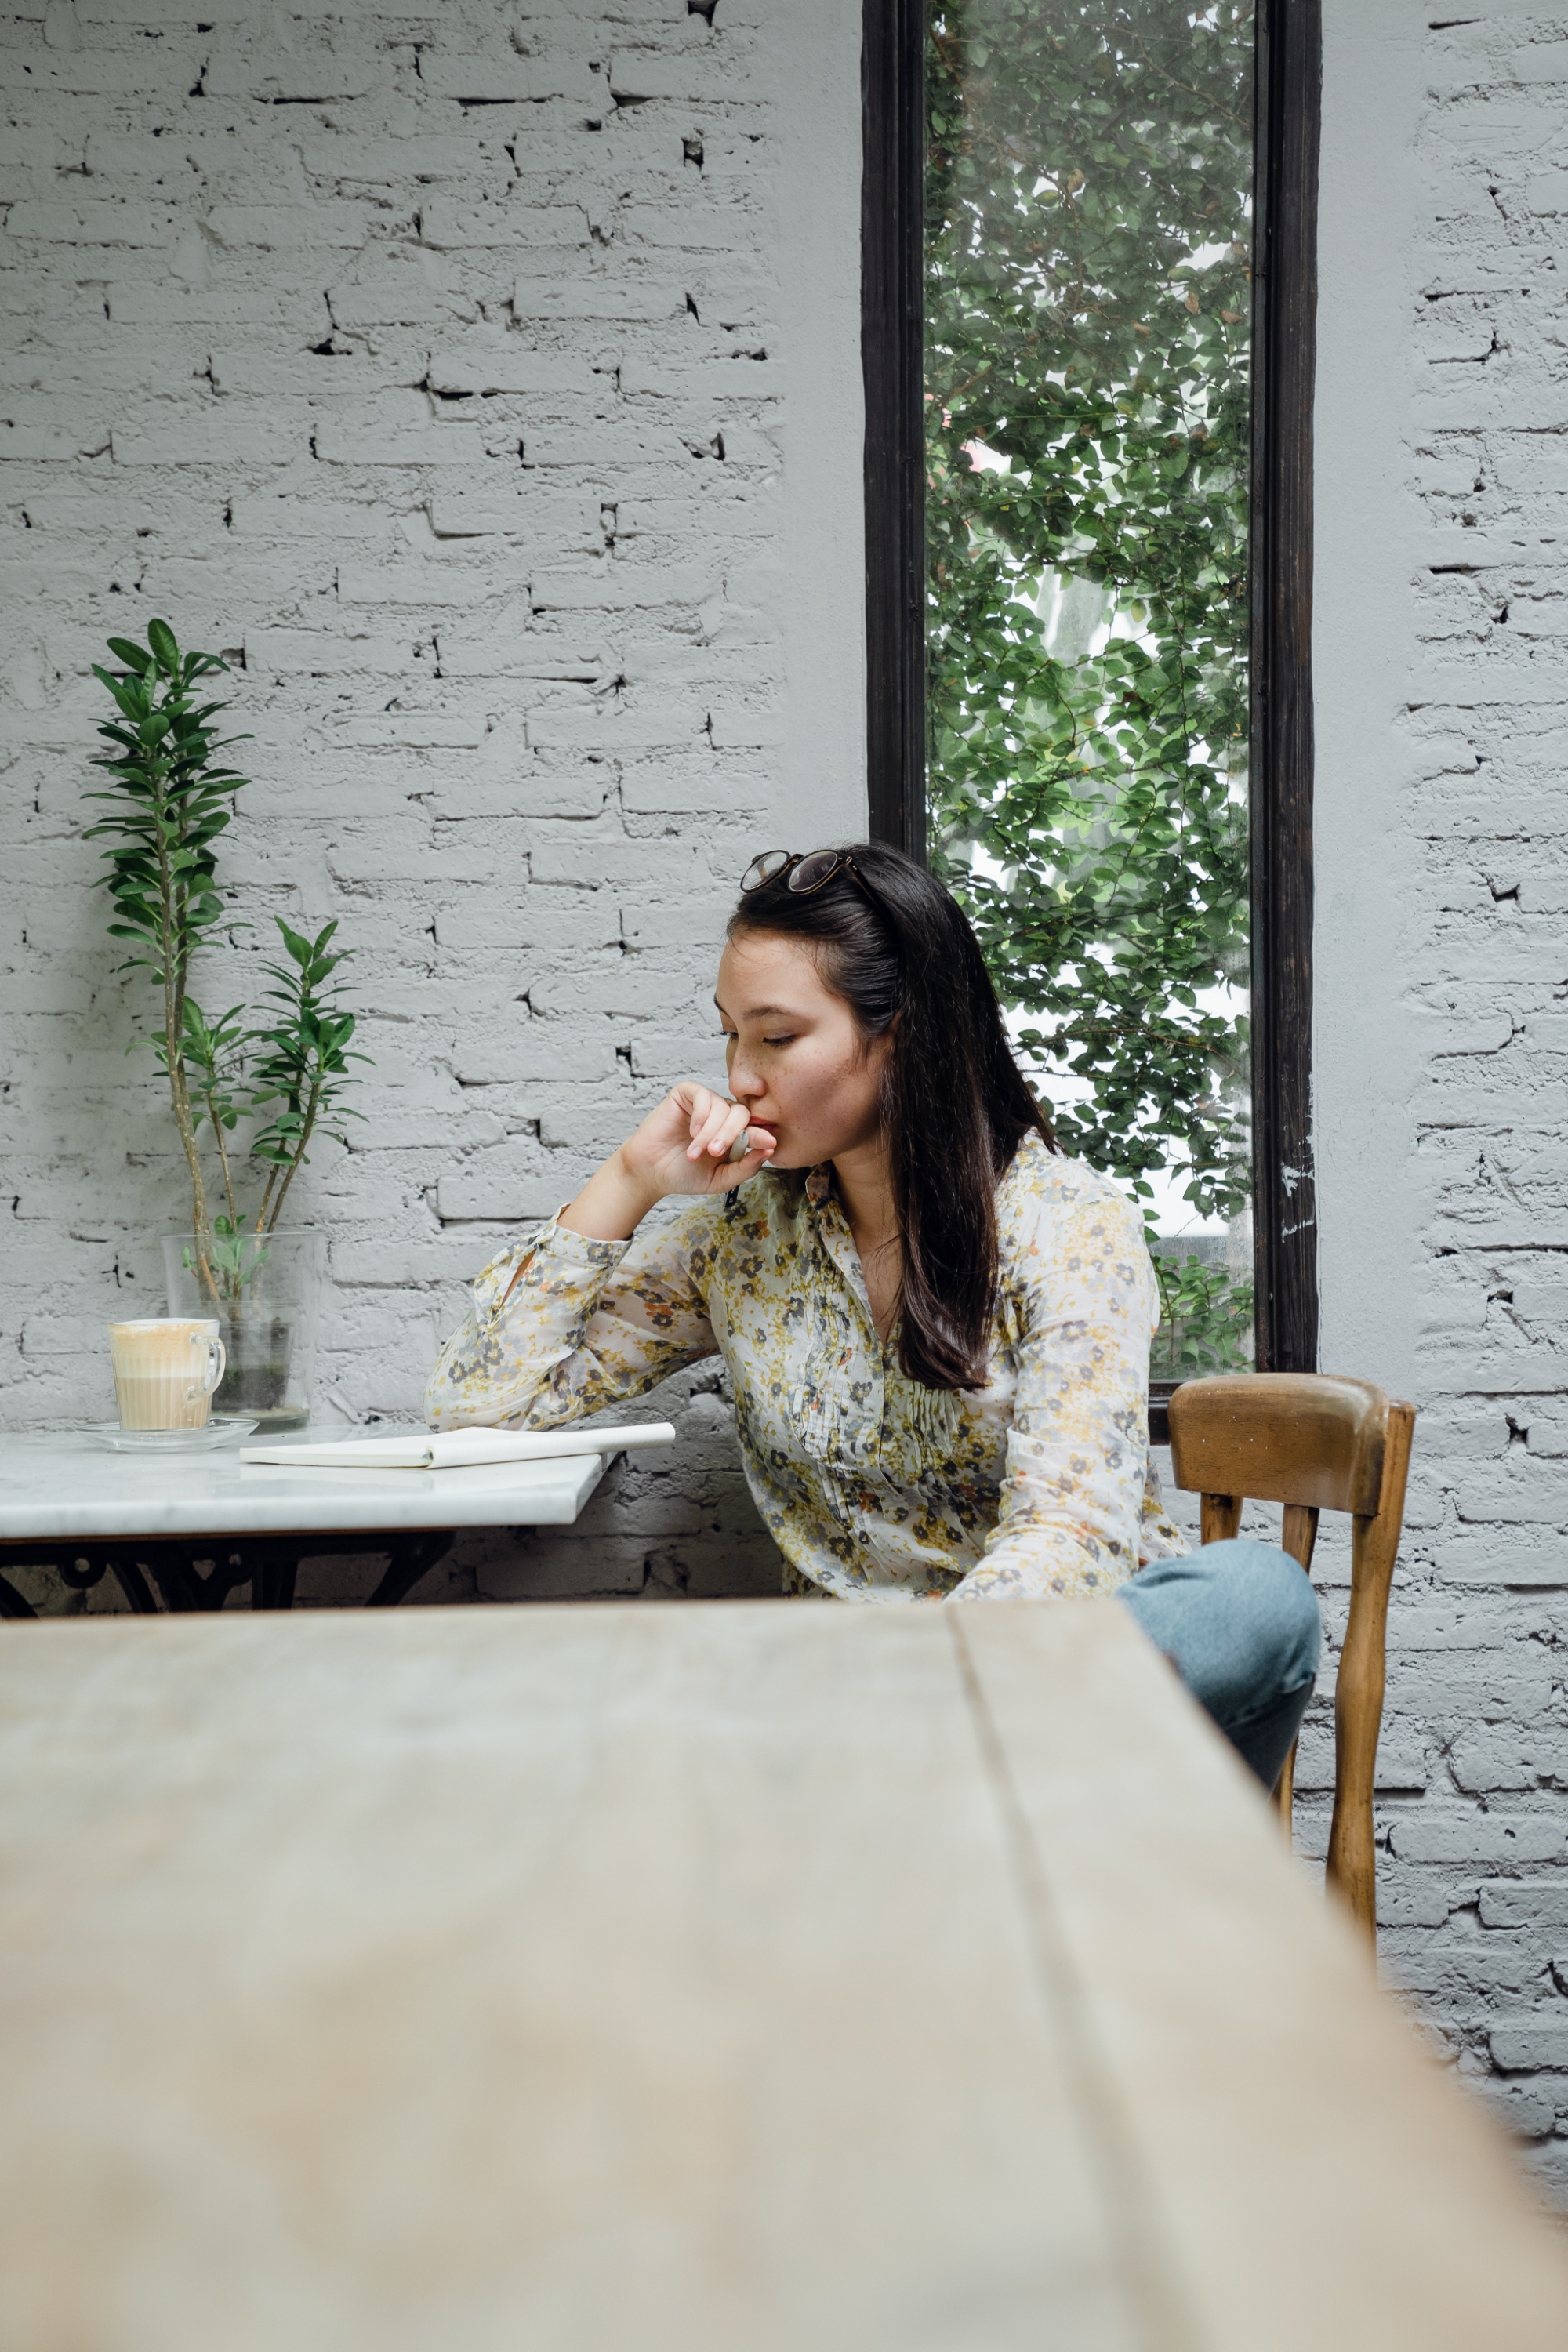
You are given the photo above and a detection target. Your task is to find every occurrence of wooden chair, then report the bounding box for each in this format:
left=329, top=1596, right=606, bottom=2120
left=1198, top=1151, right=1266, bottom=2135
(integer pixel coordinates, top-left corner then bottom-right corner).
left=1167, top=1374, right=1417, bottom=1946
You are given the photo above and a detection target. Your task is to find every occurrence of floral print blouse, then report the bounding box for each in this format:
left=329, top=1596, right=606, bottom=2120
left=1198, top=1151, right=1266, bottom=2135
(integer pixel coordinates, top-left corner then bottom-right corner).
left=426, top=1129, right=1189, bottom=1602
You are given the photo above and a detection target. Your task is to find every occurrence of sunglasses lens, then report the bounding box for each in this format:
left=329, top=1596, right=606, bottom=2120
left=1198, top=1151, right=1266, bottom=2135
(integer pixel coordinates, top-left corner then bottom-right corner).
left=742, top=851, right=790, bottom=891
left=788, top=851, right=840, bottom=893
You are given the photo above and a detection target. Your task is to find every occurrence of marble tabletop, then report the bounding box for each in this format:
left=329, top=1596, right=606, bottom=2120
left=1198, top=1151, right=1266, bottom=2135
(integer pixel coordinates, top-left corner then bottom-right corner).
left=0, top=1426, right=610, bottom=1544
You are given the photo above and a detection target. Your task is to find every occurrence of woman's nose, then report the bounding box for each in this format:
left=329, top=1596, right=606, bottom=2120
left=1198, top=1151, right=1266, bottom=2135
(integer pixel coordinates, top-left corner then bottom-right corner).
left=727, top=1044, right=764, bottom=1101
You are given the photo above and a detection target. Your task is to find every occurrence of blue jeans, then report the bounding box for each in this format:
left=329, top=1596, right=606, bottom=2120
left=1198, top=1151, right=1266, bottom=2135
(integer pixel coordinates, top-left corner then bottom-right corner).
left=1117, top=1540, right=1322, bottom=1790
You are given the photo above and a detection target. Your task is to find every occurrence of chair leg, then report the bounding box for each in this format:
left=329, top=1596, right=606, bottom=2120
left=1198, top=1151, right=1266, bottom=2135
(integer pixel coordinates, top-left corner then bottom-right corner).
left=1273, top=1507, right=1313, bottom=1840
left=1326, top=1402, right=1415, bottom=1947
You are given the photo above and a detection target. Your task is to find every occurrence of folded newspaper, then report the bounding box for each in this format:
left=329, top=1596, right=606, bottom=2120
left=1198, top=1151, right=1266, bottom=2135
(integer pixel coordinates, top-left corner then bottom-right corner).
left=239, top=1422, right=676, bottom=1471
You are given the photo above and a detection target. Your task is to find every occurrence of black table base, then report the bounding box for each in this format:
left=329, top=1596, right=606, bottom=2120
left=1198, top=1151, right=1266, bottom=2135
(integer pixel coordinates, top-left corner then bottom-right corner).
left=0, top=1530, right=458, bottom=1619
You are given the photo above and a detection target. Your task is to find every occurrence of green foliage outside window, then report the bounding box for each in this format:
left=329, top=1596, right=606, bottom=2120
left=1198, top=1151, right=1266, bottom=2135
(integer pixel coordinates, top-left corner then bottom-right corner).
left=924, top=0, right=1256, bottom=1374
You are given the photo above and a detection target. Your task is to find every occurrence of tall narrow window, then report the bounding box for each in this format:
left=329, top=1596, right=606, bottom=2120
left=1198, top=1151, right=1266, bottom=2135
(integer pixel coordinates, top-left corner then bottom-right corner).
left=924, top=3, right=1257, bottom=1381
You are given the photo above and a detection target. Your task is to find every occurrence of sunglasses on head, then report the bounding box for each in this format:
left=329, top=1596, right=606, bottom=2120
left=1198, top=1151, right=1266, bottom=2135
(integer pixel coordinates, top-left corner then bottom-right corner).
left=739, top=850, right=873, bottom=902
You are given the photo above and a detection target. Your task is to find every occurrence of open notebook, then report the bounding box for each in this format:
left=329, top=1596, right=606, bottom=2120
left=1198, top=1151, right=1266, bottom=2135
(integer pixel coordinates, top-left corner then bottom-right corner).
left=239, top=1423, right=676, bottom=1471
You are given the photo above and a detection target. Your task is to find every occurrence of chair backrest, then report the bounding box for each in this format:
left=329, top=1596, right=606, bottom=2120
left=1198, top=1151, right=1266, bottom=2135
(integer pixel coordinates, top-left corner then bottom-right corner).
left=1164, top=1372, right=1417, bottom=1946
left=1168, top=1373, right=1388, bottom=1516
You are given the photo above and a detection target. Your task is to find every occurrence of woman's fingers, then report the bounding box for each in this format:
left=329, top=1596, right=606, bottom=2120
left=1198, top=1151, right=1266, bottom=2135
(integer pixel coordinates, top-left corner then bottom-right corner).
left=673, top=1086, right=715, bottom=1159
left=684, top=1089, right=734, bottom=1161
left=657, top=1084, right=773, bottom=1191
left=725, top=1120, right=777, bottom=1165
left=684, top=1091, right=756, bottom=1163
left=723, top=1132, right=775, bottom=1181
left=708, top=1101, right=755, bottom=1160
left=612, top=1084, right=773, bottom=1208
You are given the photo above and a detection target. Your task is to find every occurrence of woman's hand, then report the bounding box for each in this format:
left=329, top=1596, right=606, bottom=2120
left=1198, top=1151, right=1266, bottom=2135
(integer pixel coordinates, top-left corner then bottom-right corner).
left=624, top=1082, right=776, bottom=1200
left=558, top=1083, right=777, bottom=1242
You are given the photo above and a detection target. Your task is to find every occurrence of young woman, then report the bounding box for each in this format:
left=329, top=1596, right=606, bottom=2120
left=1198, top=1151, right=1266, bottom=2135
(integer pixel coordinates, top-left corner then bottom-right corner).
left=427, top=844, right=1319, bottom=1788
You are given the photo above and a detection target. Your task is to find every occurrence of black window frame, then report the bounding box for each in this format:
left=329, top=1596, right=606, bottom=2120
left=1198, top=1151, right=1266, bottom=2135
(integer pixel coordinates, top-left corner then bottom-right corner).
left=862, top=0, right=1322, bottom=1399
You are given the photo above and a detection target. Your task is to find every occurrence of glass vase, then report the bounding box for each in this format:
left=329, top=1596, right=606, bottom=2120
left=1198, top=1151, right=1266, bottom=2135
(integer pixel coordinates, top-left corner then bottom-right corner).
left=162, top=1228, right=325, bottom=1431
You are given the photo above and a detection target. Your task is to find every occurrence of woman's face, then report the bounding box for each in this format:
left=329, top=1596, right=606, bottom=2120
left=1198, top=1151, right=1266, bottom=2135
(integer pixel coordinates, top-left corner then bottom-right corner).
left=716, top=930, right=891, bottom=1171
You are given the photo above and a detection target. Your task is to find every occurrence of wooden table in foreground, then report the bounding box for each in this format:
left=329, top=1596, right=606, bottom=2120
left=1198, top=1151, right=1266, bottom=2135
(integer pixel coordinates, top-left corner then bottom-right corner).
left=2, top=1601, right=1565, bottom=2352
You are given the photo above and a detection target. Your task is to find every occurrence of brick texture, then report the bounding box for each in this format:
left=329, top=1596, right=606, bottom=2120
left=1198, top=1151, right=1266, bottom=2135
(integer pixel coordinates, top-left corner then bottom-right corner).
left=1315, top=5, right=1568, bottom=2205
left=0, top=0, right=861, bottom=1606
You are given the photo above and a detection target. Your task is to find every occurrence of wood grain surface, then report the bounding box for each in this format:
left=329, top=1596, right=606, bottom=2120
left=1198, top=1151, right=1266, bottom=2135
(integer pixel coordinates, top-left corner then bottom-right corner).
left=1, top=1601, right=1563, bottom=2352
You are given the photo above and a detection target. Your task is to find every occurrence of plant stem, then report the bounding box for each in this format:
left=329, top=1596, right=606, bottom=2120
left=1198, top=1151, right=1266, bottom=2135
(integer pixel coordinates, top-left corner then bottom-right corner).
left=262, top=1080, right=323, bottom=1234
left=154, top=782, right=217, bottom=1306
left=253, top=1161, right=279, bottom=1236
left=206, top=1090, right=238, bottom=1228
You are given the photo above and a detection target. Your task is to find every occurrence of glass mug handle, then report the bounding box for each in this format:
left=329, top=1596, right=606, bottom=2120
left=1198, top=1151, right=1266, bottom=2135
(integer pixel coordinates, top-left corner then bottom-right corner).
left=187, top=1331, right=227, bottom=1400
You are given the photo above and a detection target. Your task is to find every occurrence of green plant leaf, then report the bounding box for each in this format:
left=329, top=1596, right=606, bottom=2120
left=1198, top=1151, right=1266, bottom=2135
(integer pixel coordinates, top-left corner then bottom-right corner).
left=145, top=617, right=180, bottom=674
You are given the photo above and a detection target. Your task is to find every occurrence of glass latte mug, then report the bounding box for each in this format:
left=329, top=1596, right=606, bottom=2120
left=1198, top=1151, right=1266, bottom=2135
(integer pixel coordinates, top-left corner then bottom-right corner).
left=108, top=1319, right=227, bottom=1433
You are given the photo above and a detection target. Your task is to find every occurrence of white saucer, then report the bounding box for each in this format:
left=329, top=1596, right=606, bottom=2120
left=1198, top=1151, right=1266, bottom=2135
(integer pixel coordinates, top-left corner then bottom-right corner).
left=82, top=1419, right=260, bottom=1455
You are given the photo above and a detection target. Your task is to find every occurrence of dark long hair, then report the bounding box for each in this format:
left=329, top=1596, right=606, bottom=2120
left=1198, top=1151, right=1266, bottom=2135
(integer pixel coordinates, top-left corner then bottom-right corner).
left=728, top=844, right=1056, bottom=1392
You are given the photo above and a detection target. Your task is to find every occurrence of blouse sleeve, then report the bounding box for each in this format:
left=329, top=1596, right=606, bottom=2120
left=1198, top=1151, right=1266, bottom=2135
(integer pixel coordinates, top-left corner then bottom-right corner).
left=424, top=1205, right=720, bottom=1432
left=949, top=1179, right=1159, bottom=1602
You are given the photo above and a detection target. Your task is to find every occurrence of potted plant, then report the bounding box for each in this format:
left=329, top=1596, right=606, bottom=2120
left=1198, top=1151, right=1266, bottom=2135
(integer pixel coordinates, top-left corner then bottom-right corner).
left=85, top=619, right=369, bottom=1426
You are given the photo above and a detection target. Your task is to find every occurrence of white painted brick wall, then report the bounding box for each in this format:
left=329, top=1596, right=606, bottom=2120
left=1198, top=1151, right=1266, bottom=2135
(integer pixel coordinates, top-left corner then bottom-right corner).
left=1318, top=3, right=1568, bottom=2203
left=0, top=0, right=864, bottom=1604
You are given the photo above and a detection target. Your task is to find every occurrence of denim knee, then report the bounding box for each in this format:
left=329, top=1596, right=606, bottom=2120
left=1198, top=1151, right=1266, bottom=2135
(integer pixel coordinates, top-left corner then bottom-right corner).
left=1196, top=1538, right=1322, bottom=1698
left=1119, top=1539, right=1322, bottom=1732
